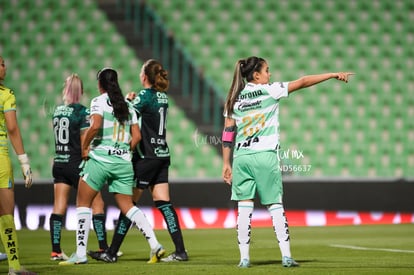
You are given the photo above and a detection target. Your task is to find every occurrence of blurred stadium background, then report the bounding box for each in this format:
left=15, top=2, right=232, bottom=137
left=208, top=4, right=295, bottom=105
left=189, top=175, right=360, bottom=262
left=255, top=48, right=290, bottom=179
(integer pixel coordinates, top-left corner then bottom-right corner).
left=2, top=0, right=413, bottom=179
left=1, top=0, right=413, bottom=228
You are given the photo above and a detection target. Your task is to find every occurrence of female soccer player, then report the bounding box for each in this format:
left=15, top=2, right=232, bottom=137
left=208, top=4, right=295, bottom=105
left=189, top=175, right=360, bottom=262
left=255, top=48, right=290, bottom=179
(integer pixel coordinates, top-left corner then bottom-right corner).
left=90, top=60, right=188, bottom=263
left=0, top=55, right=36, bottom=274
left=222, top=56, right=353, bottom=268
left=60, top=68, right=164, bottom=265
left=50, top=74, right=109, bottom=261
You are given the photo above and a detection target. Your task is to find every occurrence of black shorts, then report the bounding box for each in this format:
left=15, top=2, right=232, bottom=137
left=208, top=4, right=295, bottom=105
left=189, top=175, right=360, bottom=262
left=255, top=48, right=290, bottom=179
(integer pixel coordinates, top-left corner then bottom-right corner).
left=52, top=163, right=81, bottom=189
left=133, top=158, right=170, bottom=189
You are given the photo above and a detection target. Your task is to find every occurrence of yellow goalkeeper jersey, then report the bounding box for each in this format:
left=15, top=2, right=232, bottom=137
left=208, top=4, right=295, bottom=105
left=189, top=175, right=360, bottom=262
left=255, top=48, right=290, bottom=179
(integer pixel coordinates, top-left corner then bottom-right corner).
left=0, top=84, right=16, bottom=155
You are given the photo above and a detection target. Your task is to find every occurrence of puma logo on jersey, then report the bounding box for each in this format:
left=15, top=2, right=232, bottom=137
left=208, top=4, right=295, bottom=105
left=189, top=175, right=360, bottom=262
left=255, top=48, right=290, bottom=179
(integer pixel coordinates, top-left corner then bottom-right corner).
left=108, top=148, right=129, bottom=156
left=236, top=136, right=260, bottom=150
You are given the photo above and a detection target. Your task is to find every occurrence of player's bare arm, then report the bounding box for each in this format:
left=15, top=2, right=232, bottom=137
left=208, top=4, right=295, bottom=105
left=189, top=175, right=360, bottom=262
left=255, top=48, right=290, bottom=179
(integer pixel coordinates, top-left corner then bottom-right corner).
left=5, top=110, right=25, bottom=155
left=288, top=72, right=354, bottom=93
left=130, top=123, right=141, bottom=150
left=222, top=117, right=236, bottom=185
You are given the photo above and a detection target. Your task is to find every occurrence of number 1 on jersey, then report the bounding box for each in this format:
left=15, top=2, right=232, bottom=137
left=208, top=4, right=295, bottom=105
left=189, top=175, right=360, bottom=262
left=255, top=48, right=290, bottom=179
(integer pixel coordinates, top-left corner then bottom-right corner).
left=158, top=107, right=166, bottom=136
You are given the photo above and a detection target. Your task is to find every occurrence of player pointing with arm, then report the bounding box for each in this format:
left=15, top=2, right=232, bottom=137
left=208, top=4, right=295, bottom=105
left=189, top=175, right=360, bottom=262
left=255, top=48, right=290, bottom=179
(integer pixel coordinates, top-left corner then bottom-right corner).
left=222, top=56, right=353, bottom=268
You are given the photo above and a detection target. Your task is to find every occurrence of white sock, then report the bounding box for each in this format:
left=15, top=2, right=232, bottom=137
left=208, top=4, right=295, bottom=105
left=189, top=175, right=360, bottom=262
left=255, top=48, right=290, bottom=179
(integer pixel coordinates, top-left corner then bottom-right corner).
left=268, top=204, right=291, bottom=258
left=75, top=207, right=92, bottom=258
left=237, top=201, right=254, bottom=261
left=126, top=206, right=159, bottom=250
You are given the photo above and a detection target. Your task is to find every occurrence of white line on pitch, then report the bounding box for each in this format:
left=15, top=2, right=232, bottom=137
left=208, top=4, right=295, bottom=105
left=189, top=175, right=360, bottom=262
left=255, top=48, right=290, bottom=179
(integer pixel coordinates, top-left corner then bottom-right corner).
left=330, top=244, right=414, bottom=253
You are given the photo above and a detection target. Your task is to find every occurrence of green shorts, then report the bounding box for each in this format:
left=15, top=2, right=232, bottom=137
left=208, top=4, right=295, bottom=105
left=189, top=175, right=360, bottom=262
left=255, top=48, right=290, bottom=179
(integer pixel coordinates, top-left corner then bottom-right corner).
left=81, top=158, right=134, bottom=195
left=231, top=151, right=283, bottom=205
left=0, top=155, right=13, bottom=188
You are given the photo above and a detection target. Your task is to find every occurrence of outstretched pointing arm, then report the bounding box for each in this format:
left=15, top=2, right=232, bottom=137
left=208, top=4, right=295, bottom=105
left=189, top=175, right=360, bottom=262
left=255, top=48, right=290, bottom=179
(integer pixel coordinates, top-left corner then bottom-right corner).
left=288, top=72, right=354, bottom=94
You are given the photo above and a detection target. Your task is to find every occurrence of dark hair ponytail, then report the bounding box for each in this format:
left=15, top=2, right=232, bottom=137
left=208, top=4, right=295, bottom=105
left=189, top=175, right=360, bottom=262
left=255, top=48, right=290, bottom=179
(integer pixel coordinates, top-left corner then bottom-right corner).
left=240, top=56, right=265, bottom=82
left=97, top=68, right=129, bottom=125
left=225, top=56, right=266, bottom=116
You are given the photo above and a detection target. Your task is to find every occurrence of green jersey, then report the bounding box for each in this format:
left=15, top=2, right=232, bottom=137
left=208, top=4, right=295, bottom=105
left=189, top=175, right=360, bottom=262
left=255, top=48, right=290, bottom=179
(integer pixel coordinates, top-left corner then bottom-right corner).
left=88, top=93, right=138, bottom=163
left=52, top=103, right=89, bottom=166
left=228, top=82, right=289, bottom=157
left=131, top=88, right=170, bottom=159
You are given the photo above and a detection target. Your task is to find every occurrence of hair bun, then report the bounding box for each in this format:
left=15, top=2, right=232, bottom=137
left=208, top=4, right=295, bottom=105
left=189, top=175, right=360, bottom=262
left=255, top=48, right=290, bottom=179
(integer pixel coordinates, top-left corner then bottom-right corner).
left=160, top=69, right=168, bottom=79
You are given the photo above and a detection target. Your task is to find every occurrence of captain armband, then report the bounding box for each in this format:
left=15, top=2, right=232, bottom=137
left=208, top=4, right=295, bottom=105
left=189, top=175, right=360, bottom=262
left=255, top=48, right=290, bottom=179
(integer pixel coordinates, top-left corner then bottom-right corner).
left=222, top=126, right=236, bottom=148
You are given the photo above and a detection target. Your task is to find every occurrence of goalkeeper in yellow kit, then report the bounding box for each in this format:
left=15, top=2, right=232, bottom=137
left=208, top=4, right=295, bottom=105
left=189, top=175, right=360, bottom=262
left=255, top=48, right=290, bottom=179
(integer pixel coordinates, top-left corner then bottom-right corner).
left=0, top=56, right=35, bottom=275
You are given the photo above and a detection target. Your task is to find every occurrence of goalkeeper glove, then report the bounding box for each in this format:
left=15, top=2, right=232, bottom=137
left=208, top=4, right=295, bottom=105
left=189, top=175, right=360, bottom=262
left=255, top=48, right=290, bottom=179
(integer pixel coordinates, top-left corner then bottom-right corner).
left=17, top=154, right=33, bottom=188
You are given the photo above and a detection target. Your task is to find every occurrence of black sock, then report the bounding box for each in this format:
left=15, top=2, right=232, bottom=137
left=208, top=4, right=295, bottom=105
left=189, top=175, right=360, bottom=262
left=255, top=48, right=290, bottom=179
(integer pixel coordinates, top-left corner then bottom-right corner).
left=50, top=213, right=63, bottom=253
left=108, top=212, right=132, bottom=256
left=155, top=200, right=186, bottom=254
left=93, top=214, right=108, bottom=250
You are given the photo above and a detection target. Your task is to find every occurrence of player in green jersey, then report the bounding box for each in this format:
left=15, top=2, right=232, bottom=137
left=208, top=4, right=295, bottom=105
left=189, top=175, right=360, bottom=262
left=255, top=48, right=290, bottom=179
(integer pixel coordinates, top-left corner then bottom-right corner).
left=222, top=56, right=353, bottom=268
left=50, top=74, right=109, bottom=261
left=60, top=68, right=164, bottom=265
left=89, top=60, right=187, bottom=263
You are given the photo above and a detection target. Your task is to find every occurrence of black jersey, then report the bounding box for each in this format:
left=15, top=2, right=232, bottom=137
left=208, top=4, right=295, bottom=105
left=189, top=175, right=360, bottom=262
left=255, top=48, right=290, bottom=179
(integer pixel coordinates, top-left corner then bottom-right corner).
left=131, top=88, right=170, bottom=159
left=52, top=103, right=90, bottom=166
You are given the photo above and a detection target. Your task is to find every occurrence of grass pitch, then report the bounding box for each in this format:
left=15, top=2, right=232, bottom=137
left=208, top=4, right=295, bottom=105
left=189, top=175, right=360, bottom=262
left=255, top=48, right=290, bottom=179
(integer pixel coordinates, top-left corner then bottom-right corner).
left=1, top=224, right=413, bottom=274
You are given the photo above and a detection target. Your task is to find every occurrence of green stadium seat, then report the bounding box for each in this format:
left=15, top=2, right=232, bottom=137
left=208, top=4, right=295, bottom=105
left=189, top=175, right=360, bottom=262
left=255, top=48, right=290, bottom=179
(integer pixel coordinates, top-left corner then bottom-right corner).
left=7, top=0, right=413, bottom=178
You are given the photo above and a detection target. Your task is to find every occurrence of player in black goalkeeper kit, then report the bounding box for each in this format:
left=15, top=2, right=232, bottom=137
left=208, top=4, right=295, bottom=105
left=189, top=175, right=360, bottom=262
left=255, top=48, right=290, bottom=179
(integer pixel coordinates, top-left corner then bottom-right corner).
left=89, top=59, right=188, bottom=263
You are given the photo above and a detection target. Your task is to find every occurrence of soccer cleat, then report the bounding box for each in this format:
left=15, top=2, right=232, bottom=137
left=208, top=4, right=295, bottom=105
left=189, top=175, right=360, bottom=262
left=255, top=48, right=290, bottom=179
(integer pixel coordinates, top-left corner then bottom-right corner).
left=0, top=252, right=7, bottom=261
left=238, top=258, right=250, bottom=268
left=147, top=244, right=165, bottom=264
left=50, top=251, right=69, bottom=261
left=89, top=249, right=122, bottom=257
left=161, top=251, right=189, bottom=262
left=8, top=267, right=37, bottom=275
left=282, top=256, right=299, bottom=267
left=58, top=253, right=88, bottom=265
left=87, top=250, right=117, bottom=263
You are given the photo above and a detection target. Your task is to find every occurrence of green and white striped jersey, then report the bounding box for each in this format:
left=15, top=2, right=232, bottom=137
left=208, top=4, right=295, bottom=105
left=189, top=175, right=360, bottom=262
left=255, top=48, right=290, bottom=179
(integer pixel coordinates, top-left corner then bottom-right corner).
left=229, top=82, right=289, bottom=157
left=88, top=93, right=138, bottom=163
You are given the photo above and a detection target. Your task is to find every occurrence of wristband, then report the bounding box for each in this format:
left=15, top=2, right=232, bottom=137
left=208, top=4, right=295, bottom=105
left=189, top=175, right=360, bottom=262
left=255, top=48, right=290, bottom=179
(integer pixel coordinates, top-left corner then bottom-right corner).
left=222, top=131, right=235, bottom=143
left=18, top=153, right=30, bottom=165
